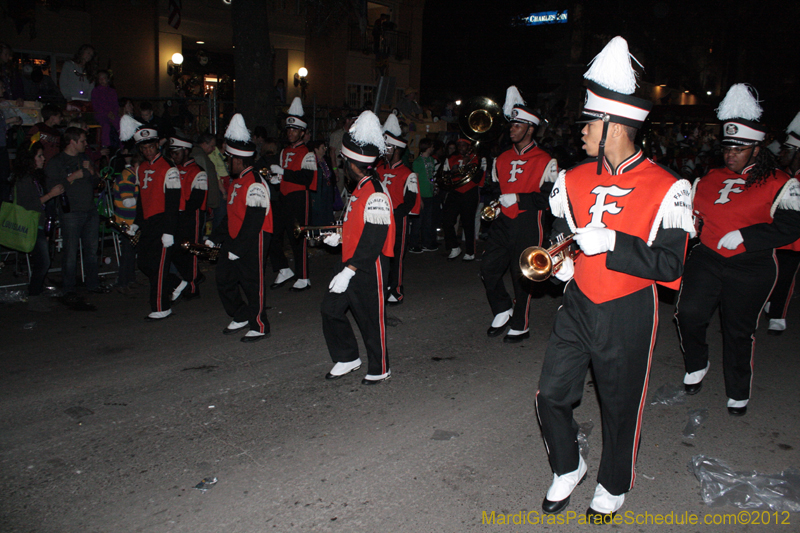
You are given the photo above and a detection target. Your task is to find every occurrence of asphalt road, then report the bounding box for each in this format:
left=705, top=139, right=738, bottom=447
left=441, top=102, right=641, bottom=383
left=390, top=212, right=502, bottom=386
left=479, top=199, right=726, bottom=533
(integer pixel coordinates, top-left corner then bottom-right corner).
left=2, top=245, right=799, bottom=532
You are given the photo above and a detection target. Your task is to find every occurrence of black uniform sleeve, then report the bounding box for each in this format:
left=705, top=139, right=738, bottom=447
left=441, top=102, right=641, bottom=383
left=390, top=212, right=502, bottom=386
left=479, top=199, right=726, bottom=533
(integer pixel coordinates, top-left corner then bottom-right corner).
left=739, top=208, right=800, bottom=252
left=210, top=215, right=228, bottom=245
left=284, top=168, right=314, bottom=187
left=346, top=222, right=389, bottom=272
left=606, top=227, right=687, bottom=282
left=184, top=189, right=206, bottom=212
left=519, top=184, right=553, bottom=211
left=394, top=188, right=417, bottom=218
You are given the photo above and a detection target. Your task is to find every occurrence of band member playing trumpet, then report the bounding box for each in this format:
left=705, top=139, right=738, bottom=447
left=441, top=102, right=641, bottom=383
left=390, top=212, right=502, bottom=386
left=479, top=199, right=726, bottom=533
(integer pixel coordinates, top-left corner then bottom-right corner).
left=120, top=115, right=181, bottom=321
left=535, top=37, right=694, bottom=521
left=377, top=113, right=420, bottom=305
left=321, top=111, right=395, bottom=384
left=210, top=114, right=273, bottom=343
left=168, top=133, right=208, bottom=302
left=268, top=97, right=317, bottom=292
left=481, top=86, right=558, bottom=342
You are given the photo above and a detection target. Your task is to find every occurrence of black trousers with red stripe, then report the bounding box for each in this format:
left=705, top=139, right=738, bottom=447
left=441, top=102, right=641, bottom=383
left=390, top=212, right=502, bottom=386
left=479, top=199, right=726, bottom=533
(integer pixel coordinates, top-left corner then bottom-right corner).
left=480, top=210, right=544, bottom=331
left=537, top=281, right=657, bottom=497
left=216, top=232, right=270, bottom=333
left=387, top=214, right=407, bottom=300
left=138, top=229, right=174, bottom=313
left=767, top=249, right=800, bottom=321
left=269, top=190, right=309, bottom=278
left=675, top=244, right=776, bottom=401
left=173, top=210, right=206, bottom=294
left=321, top=256, right=389, bottom=376
left=443, top=187, right=479, bottom=255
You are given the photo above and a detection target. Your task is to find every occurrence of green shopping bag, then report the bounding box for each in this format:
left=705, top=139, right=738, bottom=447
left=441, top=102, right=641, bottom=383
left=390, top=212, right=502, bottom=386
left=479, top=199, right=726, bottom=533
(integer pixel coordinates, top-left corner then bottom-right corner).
left=0, top=187, right=40, bottom=253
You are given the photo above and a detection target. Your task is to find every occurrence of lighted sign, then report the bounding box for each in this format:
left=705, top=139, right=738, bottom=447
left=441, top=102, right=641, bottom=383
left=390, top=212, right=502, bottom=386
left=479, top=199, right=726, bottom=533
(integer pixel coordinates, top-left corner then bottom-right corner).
left=514, top=10, right=568, bottom=26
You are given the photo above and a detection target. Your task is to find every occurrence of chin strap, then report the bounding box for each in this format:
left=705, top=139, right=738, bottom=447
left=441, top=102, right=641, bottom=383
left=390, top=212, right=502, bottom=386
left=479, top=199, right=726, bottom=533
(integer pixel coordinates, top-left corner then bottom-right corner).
left=596, top=114, right=611, bottom=175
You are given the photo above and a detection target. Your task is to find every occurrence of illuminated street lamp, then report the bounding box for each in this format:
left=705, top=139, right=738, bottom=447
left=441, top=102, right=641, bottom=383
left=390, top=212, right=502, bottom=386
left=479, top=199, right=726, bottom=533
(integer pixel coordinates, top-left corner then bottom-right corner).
left=294, top=67, right=309, bottom=99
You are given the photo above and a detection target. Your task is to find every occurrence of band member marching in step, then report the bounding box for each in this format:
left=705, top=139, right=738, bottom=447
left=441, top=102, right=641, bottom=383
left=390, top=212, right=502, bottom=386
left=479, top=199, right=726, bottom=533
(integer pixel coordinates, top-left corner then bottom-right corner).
left=269, top=97, right=318, bottom=292
left=535, top=36, right=695, bottom=521
left=442, top=138, right=485, bottom=261
left=120, top=115, right=182, bottom=321
left=481, top=86, right=558, bottom=343
left=320, top=111, right=396, bottom=385
left=209, top=114, right=273, bottom=343
left=765, top=111, right=800, bottom=335
left=377, top=113, right=420, bottom=305
left=168, top=132, right=208, bottom=302
left=676, top=85, right=800, bottom=415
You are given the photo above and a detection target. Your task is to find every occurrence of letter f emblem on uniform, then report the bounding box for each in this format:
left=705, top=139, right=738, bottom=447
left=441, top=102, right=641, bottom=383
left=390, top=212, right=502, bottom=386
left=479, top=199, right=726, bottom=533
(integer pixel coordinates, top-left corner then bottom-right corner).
left=588, top=185, right=633, bottom=227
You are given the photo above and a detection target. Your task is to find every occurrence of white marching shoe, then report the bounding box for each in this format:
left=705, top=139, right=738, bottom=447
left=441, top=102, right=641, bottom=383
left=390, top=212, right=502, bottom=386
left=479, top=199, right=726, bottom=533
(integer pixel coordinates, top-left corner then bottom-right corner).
left=447, top=247, right=462, bottom=260
left=542, top=455, right=587, bottom=514
left=683, top=361, right=709, bottom=395
left=171, top=280, right=188, bottom=301
left=325, top=359, right=362, bottom=380
left=768, top=318, right=786, bottom=336
left=586, top=483, right=625, bottom=521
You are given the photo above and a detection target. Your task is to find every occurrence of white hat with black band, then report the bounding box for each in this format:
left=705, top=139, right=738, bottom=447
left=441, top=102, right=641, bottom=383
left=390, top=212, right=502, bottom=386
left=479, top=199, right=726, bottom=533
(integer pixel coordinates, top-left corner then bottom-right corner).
left=224, top=113, right=256, bottom=158
left=503, top=86, right=541, bottom=126
left=784, top=111, right=800, bottom=150
left=120, top=114, right=158, bottom=144
left=382, top=113, right=407, bottom=149
left=716, top=84, right=766, bottom=147
left=285, top=97, right=307, bottom=130
left=341, top=111, right=386, bottom=165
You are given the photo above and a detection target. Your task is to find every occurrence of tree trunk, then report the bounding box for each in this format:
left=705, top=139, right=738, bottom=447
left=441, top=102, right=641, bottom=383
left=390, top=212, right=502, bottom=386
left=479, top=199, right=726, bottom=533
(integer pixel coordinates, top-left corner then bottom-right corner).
left=231, top=0, right=275, bottom=135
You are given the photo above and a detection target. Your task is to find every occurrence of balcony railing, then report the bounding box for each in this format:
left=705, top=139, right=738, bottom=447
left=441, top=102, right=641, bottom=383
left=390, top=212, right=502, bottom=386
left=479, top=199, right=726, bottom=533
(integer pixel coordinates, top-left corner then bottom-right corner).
left=348, top=24, right=411, bottom=61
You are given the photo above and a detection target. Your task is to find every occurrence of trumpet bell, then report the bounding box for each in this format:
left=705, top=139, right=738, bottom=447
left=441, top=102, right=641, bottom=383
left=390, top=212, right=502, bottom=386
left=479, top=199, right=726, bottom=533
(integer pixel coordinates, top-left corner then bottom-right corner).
left=519, top=246, right=554, bottom=281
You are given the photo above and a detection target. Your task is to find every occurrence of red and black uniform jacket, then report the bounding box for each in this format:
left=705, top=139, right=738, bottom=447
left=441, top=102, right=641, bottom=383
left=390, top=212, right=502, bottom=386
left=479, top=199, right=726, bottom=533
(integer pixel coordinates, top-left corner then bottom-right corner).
left=135, top=153, right=181, bottom=236
left=550, top=150, right=695, bottom=304
left=443, top=152, right=484, bottom=193
left=279, top=141, right=318, bottom=196
left=376, top=159, right=421, bottom=217
left=178, top=159, right=208, bottom=213
left=492, top=141, right=558, bottom=219
left=341, top=174, right=395, bottom=270
left=693, top=165, right=800, bottom=257
left=212, top=167, right=272, bottom=258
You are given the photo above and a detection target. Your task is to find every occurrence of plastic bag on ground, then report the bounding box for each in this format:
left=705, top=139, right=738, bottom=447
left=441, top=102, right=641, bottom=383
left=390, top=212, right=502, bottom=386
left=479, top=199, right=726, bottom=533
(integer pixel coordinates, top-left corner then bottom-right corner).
left=650, top=383, right=686, bottom=405
left=578, top=421, right=594, bottom=458
left=688, top=455, right=800, bottom=512
left=682, top=408, right=708, bottom=438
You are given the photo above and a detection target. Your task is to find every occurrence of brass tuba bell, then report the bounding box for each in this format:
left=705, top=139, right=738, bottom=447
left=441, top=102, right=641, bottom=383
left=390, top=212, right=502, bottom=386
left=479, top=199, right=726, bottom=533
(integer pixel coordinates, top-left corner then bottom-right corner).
left=519, top=234, right=579, bottom=281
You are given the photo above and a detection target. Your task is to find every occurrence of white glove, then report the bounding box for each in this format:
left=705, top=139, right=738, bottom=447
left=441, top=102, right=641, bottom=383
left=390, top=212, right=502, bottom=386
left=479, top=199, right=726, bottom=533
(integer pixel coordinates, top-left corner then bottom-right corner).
left=574, top=226, right=616, bottom=256
left=269, top=174, right=282, bottom=185
left=122, top=198, right=136, bottom=208
left=270, top=164, right=284, bottom=176
left=204, top=238, right=215, bottom=248
left=127, top=223, right=139, bottom=236
left=323, top=233, right=342, bottom=247
left=499, top=193, right=517, bottom=208
left=328, top=267, right=356, bottom=293
left=554, top=256, right=574, bottom=282
left=228, top=251, right=240, bottom=261
left=161, top=233, right=174, bottom=248
left=717, top=230, right=743, bottom=250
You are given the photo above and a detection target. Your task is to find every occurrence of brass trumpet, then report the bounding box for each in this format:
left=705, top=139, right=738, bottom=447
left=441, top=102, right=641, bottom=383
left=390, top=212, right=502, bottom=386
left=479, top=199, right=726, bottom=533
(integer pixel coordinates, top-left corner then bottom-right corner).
left=181, top=241, right=221, bottom=261
left=102, top=216, right=141, bottom=246
left=293, top=222, right=343, bottom=243
left=480, top=199, right=501, bottom=222
left=519, top=234, right=579, bottom=282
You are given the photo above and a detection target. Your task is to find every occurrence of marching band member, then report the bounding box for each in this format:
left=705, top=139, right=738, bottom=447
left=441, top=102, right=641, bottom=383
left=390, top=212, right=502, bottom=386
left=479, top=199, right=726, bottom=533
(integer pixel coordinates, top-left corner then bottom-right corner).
left=442, top=138, right=484, bottom=261
left=321, top=111, right=396, bottom=384
left=481, top=86, right=558, bottom=343
left=765, top=111, right=800, bottom=335
left=535, top=37, right=695, bottom=521
left=121, top=115, right=181, bottom=321
left=269, top=97, right=318, bottom=292
left=168, top=132, right=208, bottom=302
left=676, top=85, right=800, bottom=415
left=211, top=114, right=273, bottom=342
left=377, top=113, right=420, bottom=305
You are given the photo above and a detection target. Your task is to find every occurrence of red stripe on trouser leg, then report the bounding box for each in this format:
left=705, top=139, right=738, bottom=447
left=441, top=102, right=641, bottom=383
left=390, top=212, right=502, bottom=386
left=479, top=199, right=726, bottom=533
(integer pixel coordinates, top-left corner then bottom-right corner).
left=376, top=258, right=387, bottom=374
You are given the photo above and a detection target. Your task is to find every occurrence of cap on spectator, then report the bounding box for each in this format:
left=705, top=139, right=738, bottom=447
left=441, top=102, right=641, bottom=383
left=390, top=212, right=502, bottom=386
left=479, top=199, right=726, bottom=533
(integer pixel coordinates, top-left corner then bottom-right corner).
left=716, top=84, right=765, bottom=147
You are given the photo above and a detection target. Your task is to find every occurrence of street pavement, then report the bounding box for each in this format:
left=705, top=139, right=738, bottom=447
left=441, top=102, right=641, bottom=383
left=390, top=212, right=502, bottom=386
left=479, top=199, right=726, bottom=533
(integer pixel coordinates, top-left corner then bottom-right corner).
left=2, top=244, right=799, bottom=532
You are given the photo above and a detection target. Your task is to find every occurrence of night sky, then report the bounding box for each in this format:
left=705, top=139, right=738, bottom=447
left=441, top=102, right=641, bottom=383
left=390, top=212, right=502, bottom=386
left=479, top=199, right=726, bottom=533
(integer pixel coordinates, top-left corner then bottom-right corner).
left=420, top=0, right=800, bottom=127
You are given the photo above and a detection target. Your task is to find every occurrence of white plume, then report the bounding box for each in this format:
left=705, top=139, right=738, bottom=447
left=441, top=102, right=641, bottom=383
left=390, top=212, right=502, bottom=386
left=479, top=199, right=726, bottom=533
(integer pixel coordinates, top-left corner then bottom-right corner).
left=786, top=111, right=800, bottom=135
left=120, top=114, right=142, bottom=142
left=583, top=36, right=642, bottom=95
left=349, top=111, right=387, bottom=154
left=382, top=113, right=402, bottom=136
left=716, top=84, right=763, bottom=121
left=503, top=86, right=526, bottom=119
left=224, top=113, right=250, bottom=142
left=288, top=97, right=304, bottom=117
